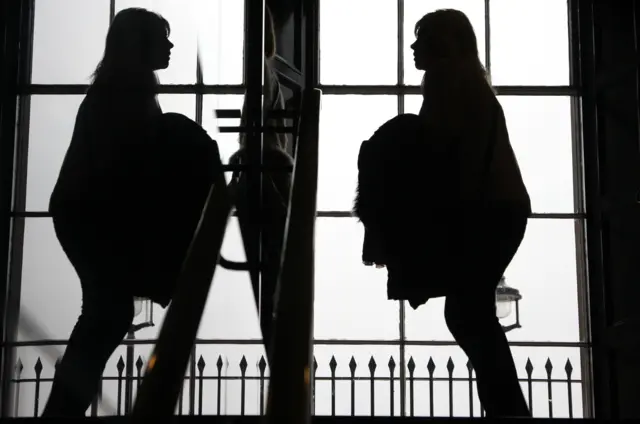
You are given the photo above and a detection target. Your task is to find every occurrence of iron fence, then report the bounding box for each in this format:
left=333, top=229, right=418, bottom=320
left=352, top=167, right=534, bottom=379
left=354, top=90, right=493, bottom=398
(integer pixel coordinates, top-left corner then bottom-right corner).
left=8, top=344, right=583, bottom=419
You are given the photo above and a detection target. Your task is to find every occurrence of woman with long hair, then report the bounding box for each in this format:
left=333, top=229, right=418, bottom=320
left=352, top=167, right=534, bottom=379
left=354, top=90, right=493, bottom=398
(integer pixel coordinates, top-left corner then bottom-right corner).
left=357, top=9, right=531, bottom=418
left=409, top=9, right=531, bottom=417
left=44, top=8, right=220, bottom=416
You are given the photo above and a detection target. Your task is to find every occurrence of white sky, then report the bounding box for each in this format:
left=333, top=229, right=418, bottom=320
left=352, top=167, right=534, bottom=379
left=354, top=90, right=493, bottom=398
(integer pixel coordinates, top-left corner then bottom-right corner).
left=13, top=0, right=583, bottom=419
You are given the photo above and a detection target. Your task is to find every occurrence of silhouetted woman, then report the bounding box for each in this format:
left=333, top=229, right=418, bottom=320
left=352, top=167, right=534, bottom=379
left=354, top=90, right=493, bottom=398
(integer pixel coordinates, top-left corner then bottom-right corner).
left=229, top=5, right=292, bottom=353
left=356, top=9, right=531, bottom=418
left=43, top=8, right=220, bottom=416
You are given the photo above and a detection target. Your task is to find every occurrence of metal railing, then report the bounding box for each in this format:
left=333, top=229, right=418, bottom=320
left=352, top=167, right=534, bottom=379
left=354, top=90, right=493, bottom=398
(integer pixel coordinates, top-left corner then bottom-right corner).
left=8, top=342, right=583, bottom=419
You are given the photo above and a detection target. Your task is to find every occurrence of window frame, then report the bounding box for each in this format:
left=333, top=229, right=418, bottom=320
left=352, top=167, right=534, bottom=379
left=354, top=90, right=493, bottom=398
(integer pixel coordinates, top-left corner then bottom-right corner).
left=1, top=0, right=592, bottom=418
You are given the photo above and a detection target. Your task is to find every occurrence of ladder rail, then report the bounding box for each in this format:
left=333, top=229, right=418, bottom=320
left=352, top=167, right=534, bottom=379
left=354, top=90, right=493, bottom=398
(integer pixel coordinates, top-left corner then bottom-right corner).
left=130, top=166, right=233, bottom=420
left=266, top=88, right=322, bottom=424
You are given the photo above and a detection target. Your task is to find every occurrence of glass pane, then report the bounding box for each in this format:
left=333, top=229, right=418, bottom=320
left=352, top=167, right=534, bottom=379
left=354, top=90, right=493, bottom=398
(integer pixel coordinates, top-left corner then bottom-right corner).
left=318, top=95, right=398, bottom=212
left=32, top=0, right=110, bottom=84
left=18, top=216, right=258, bottom=343
left=403, top=0, right=486, bottom=86
left=404, top=219, right=580, bottom=343
left=196, top=217, right=262, bottom=341
left=201, top=94, right=245, bottom=166
left=19, top=218, right=81, bottom=342
left=404, top=95, right=576, bottom=213
left=314, top=218, right=400, bottom=340
left=490, top=0, right=570, bottom=85
left=499, top=96, right=575, bottom=213
left=404, top=345, right=584, bottom=418
left=115, top=0, right=244, bottom=84
left=319, top=0, right=397, bottom=85
left=25, top=95, right=196, bottom=212
left=313, top=345, right=400, bottom=416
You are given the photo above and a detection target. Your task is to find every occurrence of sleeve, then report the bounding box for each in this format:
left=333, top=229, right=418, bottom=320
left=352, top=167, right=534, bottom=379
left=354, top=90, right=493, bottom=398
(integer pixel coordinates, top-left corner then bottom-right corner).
left=354, top=139, right=385, bottom=229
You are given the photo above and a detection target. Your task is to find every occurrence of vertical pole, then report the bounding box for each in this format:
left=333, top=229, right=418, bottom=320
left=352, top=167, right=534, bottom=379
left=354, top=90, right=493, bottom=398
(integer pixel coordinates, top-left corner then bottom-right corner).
left=396, top=0, right=406, bottom=417
left=577, top=0, right=612, bottom=418
left=244, top=0, right=266, bottom=342
left=484, top=0, right=492, bottom=77
left=124, top=331, right=135, bottom=414
left=0, top=1, right=20, bottom=416
left=568, top=0, right=594, bottom=418
left=303, top=0, right=319, bottom=89
left=1, top=0, right=35, bottom=417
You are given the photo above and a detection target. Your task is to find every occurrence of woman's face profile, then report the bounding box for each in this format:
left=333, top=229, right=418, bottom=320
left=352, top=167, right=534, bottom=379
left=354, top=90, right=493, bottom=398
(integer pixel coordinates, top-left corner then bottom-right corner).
left=147, top=28, right=173, bottom=71
left=411, top=34, right=429, bottom=71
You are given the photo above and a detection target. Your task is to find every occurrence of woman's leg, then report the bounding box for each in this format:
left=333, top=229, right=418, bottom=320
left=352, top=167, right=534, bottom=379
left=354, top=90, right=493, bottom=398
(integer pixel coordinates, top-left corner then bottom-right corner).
left=445, top=286, right=529, bottom=417
left=42, top=286, right=134, bottom=417
left=443, top=211, right=530, bottom=417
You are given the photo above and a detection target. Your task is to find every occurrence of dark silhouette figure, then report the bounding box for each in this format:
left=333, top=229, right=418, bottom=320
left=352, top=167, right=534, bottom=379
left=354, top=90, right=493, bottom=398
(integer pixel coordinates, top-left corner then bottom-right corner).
left=355, top=9, right=532, bottom=418
left=43, top=8, right=221, bottom=417
left=229, top=5, right=293, bottom=353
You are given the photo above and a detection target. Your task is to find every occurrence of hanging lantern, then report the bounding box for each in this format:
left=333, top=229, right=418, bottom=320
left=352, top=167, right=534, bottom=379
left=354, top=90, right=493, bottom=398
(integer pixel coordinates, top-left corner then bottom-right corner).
left=131, top=297, right=155, bottom=333
left=495, top=276, right=522, bottom=333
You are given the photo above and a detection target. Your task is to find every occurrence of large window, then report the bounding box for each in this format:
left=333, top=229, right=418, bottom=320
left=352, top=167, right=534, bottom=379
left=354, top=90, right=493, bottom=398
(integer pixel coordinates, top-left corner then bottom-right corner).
left=6, top=0, right=587, bottom=419
left=316, top=0, right=584, bottom=419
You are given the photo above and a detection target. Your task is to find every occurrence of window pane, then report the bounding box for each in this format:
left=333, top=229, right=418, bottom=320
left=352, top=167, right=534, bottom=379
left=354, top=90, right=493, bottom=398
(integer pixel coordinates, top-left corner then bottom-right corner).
left=196, top=217, right=262, bottom=341
left=201, top=94, right=245, bottom=165
left=319, top=0, right=397, bottom=85
left=19, top=218, right=81, bottom=342
left=18, top=216, right=257, bottom=342
left=25, top=94, right=196, bottom=212
left=32, top=0, right=110, bottom=84
left=499, top=96, right=575, bottom=213
left=404, top=345, right=584, bottom=418
left=318, top=95, right=398, bottom=212
left=314, top=218, right=400, bottom=340
left=490, top=0, right=570, bottom=85
left=404, top=219, right=580, bottom=343
left=115, top=0, right=244, bottom=84
left=404, top=95, right=576, bottom=213
left=403, top=0, right=486, bottom=86
left=313, top=345, right=400, bottom=416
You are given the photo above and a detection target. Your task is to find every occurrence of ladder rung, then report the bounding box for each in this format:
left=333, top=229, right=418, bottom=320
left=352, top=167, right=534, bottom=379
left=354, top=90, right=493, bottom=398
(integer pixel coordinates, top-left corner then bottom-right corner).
left=219, top=126, right=296, bottom=134
left=214, top=109, right=299, bottom=119
left=222, top=164, right=294, bottom=172
left=214, top=109, right=242, bottom=118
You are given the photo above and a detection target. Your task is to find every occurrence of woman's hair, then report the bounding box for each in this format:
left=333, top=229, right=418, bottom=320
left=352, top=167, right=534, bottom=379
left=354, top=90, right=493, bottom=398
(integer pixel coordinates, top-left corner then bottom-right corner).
left=91, top=8, right=170, bottom=92
left=414, top=9, right=495, bottom=134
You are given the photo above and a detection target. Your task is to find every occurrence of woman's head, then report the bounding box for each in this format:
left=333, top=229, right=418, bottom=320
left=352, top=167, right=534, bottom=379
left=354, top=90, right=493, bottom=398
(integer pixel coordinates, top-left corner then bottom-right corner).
left=410, top=9, right=494, bottom=134
left=92, top=8, right=173, bottom=83
left=411, top=9, right=482, bottom=73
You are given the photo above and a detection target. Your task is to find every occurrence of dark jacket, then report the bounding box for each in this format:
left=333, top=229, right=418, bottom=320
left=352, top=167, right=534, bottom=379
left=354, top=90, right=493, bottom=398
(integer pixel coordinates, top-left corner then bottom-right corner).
left=353, top=113, right=469, bottom=308
left=50, top=91, right=220, bottom=306
left=354, top=100, right=530, bottom=309
left=354, top=113, right=439, bottom=265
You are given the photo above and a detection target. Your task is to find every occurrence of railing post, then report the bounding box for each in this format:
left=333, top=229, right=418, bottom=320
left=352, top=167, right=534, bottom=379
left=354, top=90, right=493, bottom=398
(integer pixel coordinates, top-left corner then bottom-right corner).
left=116, top=357, right=125, bottom=416
left=526, top=358, right=534, bottom=415
left=124, top=332, right=135, bottom=414
left=427, top=358, right=435, bottom=417
left=566, top=359, right=574, bottom=419
left=33, top=359, right=42, bottom=417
